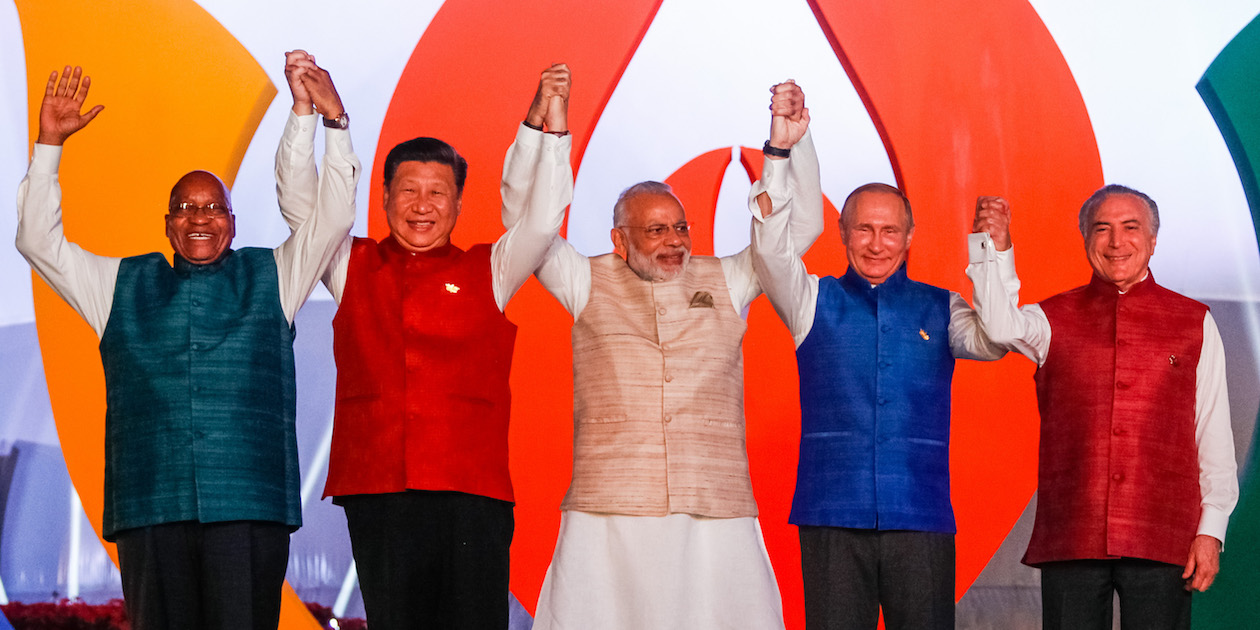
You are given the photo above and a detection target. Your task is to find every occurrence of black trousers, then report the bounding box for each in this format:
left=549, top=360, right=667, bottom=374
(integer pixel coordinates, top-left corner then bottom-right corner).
left=799, top=526, right=955, bottom=630
left=340, top=490, right=514, bottom=630
left=1041, top=558, right=1191, bottom=630
left=114, top=520, right=291, bottom=630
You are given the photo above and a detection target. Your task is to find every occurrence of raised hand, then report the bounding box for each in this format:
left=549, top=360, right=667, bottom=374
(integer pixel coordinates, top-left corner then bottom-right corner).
left=768, top=80, right=809, bottom=151
left=973, top=196, right=1012, bottom=251
left=285, top=50, right=315, bottom=115
left=526, top=63, right=571, bottom=133
left=37, top=66, right=104, bottom=146
left=289, top=56, right=345, bottom=120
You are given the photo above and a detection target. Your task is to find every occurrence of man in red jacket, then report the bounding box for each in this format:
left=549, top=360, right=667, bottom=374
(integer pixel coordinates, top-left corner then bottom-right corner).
left=967, top=187, right=1238, bottom=629
left=277, top=58, right=573, bottom=629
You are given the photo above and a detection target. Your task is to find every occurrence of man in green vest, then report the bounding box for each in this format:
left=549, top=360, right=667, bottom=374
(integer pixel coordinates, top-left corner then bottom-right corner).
left=16, top=58, right=359, bottom=629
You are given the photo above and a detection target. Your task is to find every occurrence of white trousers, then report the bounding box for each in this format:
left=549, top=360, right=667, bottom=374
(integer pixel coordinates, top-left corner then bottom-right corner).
left=532, top=511, right=785, bottom=629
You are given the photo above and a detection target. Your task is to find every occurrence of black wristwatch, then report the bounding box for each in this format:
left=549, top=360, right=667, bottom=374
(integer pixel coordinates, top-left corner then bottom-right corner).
left=763, top=140, right=791, bottom=158
left=322, top=112, right=350, bottom=129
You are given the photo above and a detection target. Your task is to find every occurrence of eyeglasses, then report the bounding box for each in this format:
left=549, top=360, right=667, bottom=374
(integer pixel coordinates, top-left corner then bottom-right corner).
left=170, top=202, right=231, bottom=218
left=618, top=221, right=692, bottom=239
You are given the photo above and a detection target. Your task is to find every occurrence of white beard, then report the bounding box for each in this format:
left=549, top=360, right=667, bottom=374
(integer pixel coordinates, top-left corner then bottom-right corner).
left=627, top=245, right=690, bottom=282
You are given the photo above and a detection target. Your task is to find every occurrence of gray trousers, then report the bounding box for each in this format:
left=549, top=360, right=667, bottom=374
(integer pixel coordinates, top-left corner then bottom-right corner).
left=799, top=526, right=955, bottom=630
left=1040, top=558, right=1191, bottom=630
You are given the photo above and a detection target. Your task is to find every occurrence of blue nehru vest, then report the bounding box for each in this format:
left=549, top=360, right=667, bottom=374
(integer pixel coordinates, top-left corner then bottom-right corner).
left=792, top=265, right=956, bottom=533
left=98, top=248, right=301, bottom=540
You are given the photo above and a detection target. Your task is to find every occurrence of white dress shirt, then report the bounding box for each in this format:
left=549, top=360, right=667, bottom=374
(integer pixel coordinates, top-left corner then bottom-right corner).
left=16, top=111, right=359, bottom=333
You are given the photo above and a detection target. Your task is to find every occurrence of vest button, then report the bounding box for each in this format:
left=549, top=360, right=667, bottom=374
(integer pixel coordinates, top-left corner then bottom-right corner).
left=876, top=435, right=888, bottom=444
left=664, top=415, right=673, bottom=423
left=877, top=398, right=887, bottom=406
left=658, top=307, right=667, bottom=316
left=665, top=374, right=674, bottom=382
left=661, top=343, right=670, bottom=351
left=1116, top=381, right=1129, bottom=390
left=194, top=431, right=206, bottom=439
left=1112, top=473, right=1124, bottom=481
left=879, top=360, right=891, bottom=368
left=881, top=325, right=891, bottom=333
left=191, top=299, right=201, bottom=307
left=1113, top=427, right=1125, bottom=435
left=1117, top=338, right=1127, bottom=346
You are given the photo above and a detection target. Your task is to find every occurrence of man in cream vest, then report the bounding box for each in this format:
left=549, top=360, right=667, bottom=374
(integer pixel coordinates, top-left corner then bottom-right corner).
left=526, top=82, right=818, bottom=629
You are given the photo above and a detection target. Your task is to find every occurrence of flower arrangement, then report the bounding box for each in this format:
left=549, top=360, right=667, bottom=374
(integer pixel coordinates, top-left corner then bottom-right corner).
left=0, top=599, right=129, bottom=629
left=0, top=600, right=366, bottom=630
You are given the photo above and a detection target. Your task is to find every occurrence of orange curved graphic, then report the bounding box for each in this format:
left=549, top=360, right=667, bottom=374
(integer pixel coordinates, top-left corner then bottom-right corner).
left=382, top=1, right=1102, bottom=627
left=15, top=2, right=318, bottom=627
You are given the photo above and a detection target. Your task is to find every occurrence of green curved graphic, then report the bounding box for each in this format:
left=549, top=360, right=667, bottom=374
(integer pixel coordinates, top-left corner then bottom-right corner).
left=1195, top=13, right=1260, bottom=628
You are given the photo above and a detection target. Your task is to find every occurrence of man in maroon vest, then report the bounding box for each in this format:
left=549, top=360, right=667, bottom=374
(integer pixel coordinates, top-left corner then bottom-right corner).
left=276, top=64, right=573, bottom=629
left=967, top=187, right=1238, bottom=629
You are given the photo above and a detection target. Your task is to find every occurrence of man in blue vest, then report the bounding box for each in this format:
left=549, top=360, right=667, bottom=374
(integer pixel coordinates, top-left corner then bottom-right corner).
left=16, top=59, right=358, bottom=629
left=751, top=159, right=1007, bottom=626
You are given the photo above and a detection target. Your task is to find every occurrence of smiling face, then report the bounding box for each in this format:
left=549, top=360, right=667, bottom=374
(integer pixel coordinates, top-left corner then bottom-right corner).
left=840, top=190, right=913, bottom=285
left=384, top=161, right=462, bottom=253
left=1084, top=193, right=1158, bottom=292
left=611, top=191, right=692, bottom=281
left=165, top=171, right=235, bottom=264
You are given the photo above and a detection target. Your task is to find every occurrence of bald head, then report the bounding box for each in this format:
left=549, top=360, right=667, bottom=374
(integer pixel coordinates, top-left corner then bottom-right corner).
left=165, top=170, right=235, bottom=265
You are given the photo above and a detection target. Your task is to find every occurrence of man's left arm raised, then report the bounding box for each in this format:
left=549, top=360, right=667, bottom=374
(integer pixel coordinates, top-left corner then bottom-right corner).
left=491, top=63, right=574, bottom=310
left=272, top=54, right=360, bottom=322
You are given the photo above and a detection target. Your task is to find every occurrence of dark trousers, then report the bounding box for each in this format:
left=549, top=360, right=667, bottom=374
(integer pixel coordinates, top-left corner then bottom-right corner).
left=340, top=490, right=514, bottom=630
left=799, top=526, right=955, bottom=630
left=114, top=520, right=290, bottom=630
left=1041, top=558, right=1191, bottom=630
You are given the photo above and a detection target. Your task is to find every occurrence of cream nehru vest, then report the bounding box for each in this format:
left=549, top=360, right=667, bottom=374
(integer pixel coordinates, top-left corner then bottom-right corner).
left=562, top=253, right=756, bottom=518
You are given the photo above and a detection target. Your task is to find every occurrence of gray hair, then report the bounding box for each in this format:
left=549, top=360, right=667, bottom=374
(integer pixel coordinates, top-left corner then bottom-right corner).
left=1078, top=184, right=1160, bottom=238
left=839, top=182, right=913, bottom=231
left=613, top=181, right=676, bottom=227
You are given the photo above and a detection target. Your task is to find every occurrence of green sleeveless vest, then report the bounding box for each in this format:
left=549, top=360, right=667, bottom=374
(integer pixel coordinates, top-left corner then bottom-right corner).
left=99, top=248, right=300, bottom=539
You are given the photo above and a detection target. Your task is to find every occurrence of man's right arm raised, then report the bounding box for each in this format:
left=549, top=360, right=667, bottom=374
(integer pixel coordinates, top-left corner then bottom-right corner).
left=966, top=195, right=1050, bottom=364
left=747, top=80, right=818, bottom=346
left=272, top=50, right=357, bottom=304
left=16, top=66, right=120, bottom=337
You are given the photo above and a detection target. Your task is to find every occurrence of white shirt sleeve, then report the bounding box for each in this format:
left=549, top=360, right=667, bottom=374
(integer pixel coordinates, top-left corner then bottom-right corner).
left=745, top=133, right=825, bottom=341
left=15, top=143, right=121, bottom=337
left=1194, top=311, right=1239, bottom=543
left=534, top=236, right=591, bottom=318
left=271, top=123, right=359, bottom=322
left=947, top=291, right=1009, bottom=360
left=274, top=112, right=318, bottom=229
left=965, top=233, right=1050, bottom=364
left=491, top=125, right=573, bottom=311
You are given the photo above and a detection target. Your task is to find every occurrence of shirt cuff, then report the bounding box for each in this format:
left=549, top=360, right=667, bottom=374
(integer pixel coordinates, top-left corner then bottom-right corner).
left=30, top=143, right=63, bottom=174
left=967, top=232, right=996, bottom=264
left=515, top=122, right=545, bottom=149
left=540, top=127, right=572, bottom=161
left=324, top=125, right=355, bottom=157
left=748, top=157, right=790, bottom=223
left=290, top=111, right=318, bottom=132
left=1198, top=505, right=1231, bottom=545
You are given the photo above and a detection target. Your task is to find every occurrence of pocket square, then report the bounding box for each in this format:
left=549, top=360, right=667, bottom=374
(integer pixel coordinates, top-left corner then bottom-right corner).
left=689, top=291, right=715, bottom=308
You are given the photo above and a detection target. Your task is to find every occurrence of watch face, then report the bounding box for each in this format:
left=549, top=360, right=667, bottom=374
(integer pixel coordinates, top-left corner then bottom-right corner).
left=324, top=112, right=349, bottom=129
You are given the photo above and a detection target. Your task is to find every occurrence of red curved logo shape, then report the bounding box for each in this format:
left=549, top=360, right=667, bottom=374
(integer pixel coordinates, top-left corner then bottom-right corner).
left=376, top=1, right=1103, bottom=626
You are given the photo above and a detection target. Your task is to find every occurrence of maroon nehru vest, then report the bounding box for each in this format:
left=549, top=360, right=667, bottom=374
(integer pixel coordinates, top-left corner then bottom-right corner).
left=323, top=238, right=517, bottom=502
left=1025, top=273, right=1206, bottom=567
